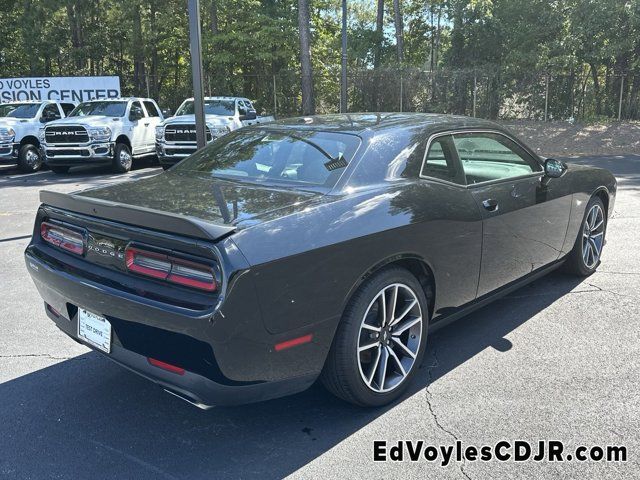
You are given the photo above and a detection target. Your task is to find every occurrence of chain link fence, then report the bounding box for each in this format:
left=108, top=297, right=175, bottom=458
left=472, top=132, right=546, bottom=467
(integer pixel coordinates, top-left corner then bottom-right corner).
left=119, top=67, right=640, bottom=122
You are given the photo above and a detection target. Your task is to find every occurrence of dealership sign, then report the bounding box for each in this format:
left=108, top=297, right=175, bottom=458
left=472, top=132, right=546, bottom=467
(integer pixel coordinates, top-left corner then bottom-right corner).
left=0, top=76, right=121, bottom=103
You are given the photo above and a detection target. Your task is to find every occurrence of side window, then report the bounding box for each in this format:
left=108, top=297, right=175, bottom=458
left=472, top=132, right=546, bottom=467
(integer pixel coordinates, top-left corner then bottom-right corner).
left=60, top=103, right=75, bottom=116
left=41, top=103, right=61, bottom=122
left=453, top=133, right=540, bottom=184
left=237, top=100, right=247, bottom=116
left=143, top=101, right=160, bottom=117
left=421, top=135, right=465, bottom=185
left=129, top=101, right=145, bottom=120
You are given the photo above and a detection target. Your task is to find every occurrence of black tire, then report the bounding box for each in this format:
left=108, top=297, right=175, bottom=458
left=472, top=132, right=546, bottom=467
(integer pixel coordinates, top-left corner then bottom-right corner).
left=321, top=267, right=429, bottom=407
left=112, top=143, right=133, bottom=173
left=49, top=166, right=70, bottom=174
left=564, top=196, right=607, bottom=276
left=17, top=144, right=43, bottom=173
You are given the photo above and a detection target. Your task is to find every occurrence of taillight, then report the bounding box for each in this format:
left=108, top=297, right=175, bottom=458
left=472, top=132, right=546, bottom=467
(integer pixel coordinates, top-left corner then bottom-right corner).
left=125, top=246, right=217, bottom=292
left=40, top=221, right=85, bottom=255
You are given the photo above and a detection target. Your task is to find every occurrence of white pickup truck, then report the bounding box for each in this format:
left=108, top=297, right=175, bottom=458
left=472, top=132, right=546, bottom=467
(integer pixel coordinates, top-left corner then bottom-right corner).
left=41, top=97, right=163, bottom=174
left=0, top=100, right=76, bottom=172
left=155, top=96, right=274, bottom=169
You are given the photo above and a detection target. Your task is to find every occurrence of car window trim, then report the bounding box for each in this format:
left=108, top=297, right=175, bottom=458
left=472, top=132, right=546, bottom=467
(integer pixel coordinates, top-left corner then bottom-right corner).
left=419, top=129, right=543, bottom=189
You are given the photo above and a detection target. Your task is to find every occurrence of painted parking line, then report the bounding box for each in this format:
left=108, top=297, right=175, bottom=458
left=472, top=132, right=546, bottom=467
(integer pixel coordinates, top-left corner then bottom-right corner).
left=2, top=171, right=50, bottom=180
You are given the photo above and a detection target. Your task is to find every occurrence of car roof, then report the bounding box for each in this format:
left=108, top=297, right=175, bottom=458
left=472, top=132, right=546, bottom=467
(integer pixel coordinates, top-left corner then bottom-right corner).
left=262, top=113, right=504, bottom=138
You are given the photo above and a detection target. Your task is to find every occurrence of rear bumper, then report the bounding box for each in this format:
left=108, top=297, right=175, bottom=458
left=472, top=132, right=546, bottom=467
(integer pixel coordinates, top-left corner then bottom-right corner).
left=43, top=142, right=114, bottom=166
left=49, top=308, right=315, bottom=408
left=24, top=241, right=329, bottom=407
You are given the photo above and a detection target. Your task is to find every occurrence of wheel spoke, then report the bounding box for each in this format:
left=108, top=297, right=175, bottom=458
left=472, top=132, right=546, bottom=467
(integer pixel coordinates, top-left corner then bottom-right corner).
left=366, top=345, right=382, bottom=385
left=389, top=299, right=417, bottom=327
left=378, top=290, right=386, bottom=327
left=583, top=241, right=591, bottom=264
left=387, top=346, right=407, bottom=377
left=386, top=285, right=398, bottom=326
left=392, top=336, right=417, bottom=359
left=358, top=341, right=379, bottom=353
left=589, top=237, right=601, bottom=257
left=592, top=218, right=604, bottom=232
left=361, top=323, right=381, bottom=332
left=376, top=346, right=389, bottom=390
left=392, top=316, right=421, bottom=336
left=588, top=207, right=597, bottom=229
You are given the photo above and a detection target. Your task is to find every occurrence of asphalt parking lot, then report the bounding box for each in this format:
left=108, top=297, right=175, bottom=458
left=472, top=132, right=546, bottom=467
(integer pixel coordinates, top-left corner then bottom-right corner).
left=0, top=156, right=638, bottom=479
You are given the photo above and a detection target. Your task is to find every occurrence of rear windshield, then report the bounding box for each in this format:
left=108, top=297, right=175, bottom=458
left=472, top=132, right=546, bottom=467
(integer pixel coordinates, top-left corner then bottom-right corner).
left=173, top=128, right=361, bottom=188
left=69, top=101, right=127, bottom=117
left=0, top=103, right=40, bottom=118
left=176, top=99, right=236, bottom=116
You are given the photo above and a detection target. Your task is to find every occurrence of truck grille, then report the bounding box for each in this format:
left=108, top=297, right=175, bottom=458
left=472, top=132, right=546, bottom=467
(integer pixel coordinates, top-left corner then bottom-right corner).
left=45, top=125, right=89, bottom=144
left=164, top=124, right=211, bottom=143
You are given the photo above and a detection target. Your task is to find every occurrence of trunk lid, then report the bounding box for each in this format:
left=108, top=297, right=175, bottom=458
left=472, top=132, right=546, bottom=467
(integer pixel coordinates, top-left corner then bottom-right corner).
left=42, top=172, right=322, bottom=241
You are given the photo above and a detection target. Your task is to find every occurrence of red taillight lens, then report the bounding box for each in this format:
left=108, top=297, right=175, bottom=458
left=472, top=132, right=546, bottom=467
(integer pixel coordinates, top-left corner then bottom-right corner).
left=125, top=246, right=217, bottom=292
left=40, top=221, right=85, bottom=255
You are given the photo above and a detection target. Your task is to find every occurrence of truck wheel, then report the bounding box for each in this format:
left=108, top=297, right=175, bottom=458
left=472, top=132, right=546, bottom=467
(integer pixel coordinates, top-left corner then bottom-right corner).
left=50, top=166, right=70, bottom=174
left=112, top=143, right=132, bottom=173
left=17, top=144, right=43, bottom=173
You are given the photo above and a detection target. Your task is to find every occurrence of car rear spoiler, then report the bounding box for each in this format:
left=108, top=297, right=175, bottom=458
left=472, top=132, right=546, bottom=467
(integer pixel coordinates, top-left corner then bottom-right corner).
left=39, top=190, right=236, bottom=242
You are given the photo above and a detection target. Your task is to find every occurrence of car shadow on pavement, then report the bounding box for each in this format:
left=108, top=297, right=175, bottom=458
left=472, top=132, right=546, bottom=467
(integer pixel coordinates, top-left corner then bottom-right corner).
left=0, top=271, right=584, bottom=480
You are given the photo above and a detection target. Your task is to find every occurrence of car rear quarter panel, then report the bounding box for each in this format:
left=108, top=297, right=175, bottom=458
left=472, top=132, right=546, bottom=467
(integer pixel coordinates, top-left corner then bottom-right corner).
left=231, top=181, right=483, bottom=335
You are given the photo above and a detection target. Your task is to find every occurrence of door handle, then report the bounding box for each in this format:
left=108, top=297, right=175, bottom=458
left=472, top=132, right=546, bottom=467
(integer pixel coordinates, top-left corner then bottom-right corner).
left=144, top=122, right=150, bottom=127
left=482, top=199, right=499, bottom=212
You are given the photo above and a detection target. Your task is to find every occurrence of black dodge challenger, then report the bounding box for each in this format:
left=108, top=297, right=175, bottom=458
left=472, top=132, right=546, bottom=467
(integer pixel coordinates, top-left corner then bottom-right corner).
left=25, top=113, right=616, bottom=408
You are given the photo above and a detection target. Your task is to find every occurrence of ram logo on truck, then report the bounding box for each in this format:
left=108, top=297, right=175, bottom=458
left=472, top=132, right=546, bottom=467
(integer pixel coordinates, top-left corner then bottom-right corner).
left=51, top=130, right=84, bottom=136
left=167, top=128, right=197, bottom=135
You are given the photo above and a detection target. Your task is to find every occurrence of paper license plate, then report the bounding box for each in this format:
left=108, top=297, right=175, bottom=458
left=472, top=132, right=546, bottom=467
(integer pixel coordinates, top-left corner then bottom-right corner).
left=78, top=308, right=111, bottom=353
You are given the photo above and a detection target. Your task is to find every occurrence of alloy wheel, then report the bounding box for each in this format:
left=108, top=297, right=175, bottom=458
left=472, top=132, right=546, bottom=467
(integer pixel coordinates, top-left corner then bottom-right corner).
left=25, top=149, right=40, bottom=169
left=357, top=283, right=423, bottom=393
left=582, top=203, right=605, bottom=269
left=119, top=149, right=132, bottom=170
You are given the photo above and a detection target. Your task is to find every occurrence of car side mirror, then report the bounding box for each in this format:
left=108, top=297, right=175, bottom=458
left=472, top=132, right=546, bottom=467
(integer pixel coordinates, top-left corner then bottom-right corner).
left=544, top=158, right=567, bottom=178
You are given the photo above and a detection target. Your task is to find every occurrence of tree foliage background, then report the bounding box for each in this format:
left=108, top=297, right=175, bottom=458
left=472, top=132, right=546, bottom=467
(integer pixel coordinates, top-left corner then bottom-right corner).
left=0, top=0, right=639, bottom=119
